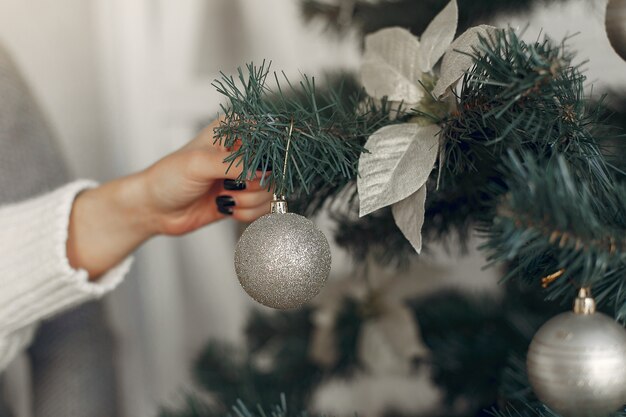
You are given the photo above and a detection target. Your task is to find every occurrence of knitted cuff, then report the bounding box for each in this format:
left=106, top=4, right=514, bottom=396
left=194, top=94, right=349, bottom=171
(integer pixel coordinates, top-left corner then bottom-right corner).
left=0, top=180, right=132, bottom=336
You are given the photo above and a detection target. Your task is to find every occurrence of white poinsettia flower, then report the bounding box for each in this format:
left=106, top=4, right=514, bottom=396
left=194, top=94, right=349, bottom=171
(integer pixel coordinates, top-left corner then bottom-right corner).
left=357, top=0, right=458, bottom=254
left=360, top=0, right=458, bottom=105
left=357, top=0, right=497, bottom=254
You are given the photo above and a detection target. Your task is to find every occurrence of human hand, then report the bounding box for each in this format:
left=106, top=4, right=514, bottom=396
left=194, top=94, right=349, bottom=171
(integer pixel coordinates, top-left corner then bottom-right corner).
left=140, top=118, right=273, bottom=236
left=67, top=118, right=273, bottom=278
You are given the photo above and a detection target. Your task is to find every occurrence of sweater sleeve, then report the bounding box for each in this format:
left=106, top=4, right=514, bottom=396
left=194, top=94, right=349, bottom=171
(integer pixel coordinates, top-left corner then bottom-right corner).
left=0, top=180, right=132, bottom=370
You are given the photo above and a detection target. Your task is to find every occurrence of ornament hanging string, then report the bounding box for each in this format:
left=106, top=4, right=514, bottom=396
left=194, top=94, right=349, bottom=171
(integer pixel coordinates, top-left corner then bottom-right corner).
left=276, top=117, right=294, bottom=200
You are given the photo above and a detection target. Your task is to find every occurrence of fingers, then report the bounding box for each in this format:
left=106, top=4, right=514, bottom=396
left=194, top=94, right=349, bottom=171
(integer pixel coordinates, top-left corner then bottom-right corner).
left=186, top=147, right=275, bottom=185
left=241, top=177, right=272, bottom=192
left=182, top=116, right=276, bottom=185
left=217, top=190, right=273, bottom=209
left=182, top=116, right=225, bottom=151
left=230, top=204, right=272, bottom=222
left=215, top=183, right=273, bottom=222
left=186, top=149, right=246, bottom=181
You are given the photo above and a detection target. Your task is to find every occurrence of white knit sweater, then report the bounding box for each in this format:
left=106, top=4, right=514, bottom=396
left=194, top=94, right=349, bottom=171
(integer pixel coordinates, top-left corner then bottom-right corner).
left=0, top=180, right=131, bottom=371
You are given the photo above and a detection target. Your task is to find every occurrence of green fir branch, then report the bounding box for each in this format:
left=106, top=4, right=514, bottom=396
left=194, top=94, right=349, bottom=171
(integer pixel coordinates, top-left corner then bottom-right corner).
left=440, top=28, right=613, bottom=188
left=487, top=404, right=562, bottom=417
left=229, top=395, right=310, bottom=417
left=482, top=152, right=626, bottom=318
left=214, top=30, right=626, bottom=277
left=162, top=395, right=313, bottom=417
left=488, top=403, right=626, bottom=417
left=212, top=62, right=398, bottom=198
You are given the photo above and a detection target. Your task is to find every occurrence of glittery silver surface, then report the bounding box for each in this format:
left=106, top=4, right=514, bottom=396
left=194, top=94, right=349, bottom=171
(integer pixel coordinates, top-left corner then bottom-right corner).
left=527, top=311, right=626, bottom=417
left=234, top=212, right=331, bottom=310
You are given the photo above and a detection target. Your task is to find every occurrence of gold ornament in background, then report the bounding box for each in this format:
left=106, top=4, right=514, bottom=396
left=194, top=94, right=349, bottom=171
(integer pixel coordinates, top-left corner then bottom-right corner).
left=527, top=288, right=626, bottom=417
left=606, top=0, right=626, bottom=61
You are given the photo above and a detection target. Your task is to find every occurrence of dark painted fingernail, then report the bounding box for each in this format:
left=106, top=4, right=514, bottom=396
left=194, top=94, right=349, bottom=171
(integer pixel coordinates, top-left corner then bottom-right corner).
left=224, top=179, right=246, bottom=191
left=218, top=205, right=233, bottom=215
left=216, top=196, right=235, bottom=215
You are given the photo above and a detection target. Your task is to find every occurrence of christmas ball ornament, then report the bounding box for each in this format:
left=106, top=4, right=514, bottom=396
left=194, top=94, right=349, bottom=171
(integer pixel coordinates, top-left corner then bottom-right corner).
left=606, top=0, right=626, bottom=61
left=234, top=197, right=331, bottom=309
left=527, top=288, right=626, bottom=417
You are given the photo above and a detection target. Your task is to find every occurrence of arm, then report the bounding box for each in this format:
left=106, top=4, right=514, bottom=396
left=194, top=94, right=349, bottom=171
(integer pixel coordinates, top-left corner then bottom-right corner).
left=0, top=119, right=272, bottom=370
left=67, top=119, right=273, bottom=278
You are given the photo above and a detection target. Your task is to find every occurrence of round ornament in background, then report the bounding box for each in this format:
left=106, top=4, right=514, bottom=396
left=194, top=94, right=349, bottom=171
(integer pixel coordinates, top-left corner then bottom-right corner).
left=527, top=288, right=626, bottom=417
left=606, top=0, right=626, bottom=61
left=234, top=197, right=331, bottom=310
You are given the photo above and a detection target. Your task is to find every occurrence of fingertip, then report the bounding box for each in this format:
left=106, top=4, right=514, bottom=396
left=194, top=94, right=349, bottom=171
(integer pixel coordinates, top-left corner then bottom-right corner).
left=243, top=177, right=266, bottom=191
left=231, top=204, right=271, bottom=223
left=212, top=153, right=246, bottom=180
left=223, top=179, right=247, bottom=191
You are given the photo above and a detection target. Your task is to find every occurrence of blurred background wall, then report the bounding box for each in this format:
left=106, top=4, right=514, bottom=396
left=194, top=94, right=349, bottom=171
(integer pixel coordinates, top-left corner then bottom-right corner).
left=0, top=0, right=624, bottom=416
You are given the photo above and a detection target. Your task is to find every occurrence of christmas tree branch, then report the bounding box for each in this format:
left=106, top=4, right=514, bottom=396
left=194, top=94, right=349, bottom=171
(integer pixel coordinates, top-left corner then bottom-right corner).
left=489, top=402, right=626, bottom=417
left=213, top=62, right=399, bottom=197
left=440, top=28, right=613, bottom=187
left=213, top=30, right=626, bottom=305
left=314, top=28, right=624, bottom=266
left=482, top=152, right=626, bottom=317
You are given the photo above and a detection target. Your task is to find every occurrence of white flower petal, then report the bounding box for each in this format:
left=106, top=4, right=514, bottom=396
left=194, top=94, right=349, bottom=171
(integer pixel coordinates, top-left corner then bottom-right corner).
left=361, top=27, right=423, bottom=103
left=432, top=24, right=498, bottom=99
left=358, top=124, right=440, bottom=217
left=418, top=0, right=458, bottom=72
left=392, top=186, right=427, bottom=254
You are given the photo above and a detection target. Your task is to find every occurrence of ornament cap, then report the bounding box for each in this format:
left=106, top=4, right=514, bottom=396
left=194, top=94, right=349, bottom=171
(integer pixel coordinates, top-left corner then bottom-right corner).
left=270, top=195, right=288, bottom=214
left=573, top=287, right=596, bottom=315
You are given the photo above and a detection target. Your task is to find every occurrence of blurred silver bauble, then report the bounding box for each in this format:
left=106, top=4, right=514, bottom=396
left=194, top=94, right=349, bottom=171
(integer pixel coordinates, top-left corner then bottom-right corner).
left=527, top=288, right=626, bottom=417
left=234, top=198, right=331, bottom=309
left=606, top=0, right=626, bottom=61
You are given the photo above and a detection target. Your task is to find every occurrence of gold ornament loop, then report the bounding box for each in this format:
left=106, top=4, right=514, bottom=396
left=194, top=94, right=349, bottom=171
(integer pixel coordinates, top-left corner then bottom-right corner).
left=573, top=287, right=596, bottom=315
left=270, top=198, right=288, bottom=214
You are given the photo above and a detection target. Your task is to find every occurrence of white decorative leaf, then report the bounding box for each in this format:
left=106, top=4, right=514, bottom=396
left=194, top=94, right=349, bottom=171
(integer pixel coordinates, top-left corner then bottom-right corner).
left=432, top=25, right=498, bottom=99
left=392, top=186, right=427, bottom=254
left=361, top=27, right=423, bottom=103
left=418, top=0, right=458, bottom=72
left=358, top=123, right=440, bottom=217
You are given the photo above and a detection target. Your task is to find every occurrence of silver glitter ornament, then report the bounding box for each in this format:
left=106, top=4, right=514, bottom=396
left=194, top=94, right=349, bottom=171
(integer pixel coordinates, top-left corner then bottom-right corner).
left=234, top=198, right=331, bottom=309
left=606, top=0, right=626, bottom=61
left=527, top=288, right=626, bottom=417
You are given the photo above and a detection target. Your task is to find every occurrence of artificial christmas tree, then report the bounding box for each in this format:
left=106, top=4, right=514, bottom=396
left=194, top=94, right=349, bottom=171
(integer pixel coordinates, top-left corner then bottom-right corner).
left=162, top=1, right=626, bottom=416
